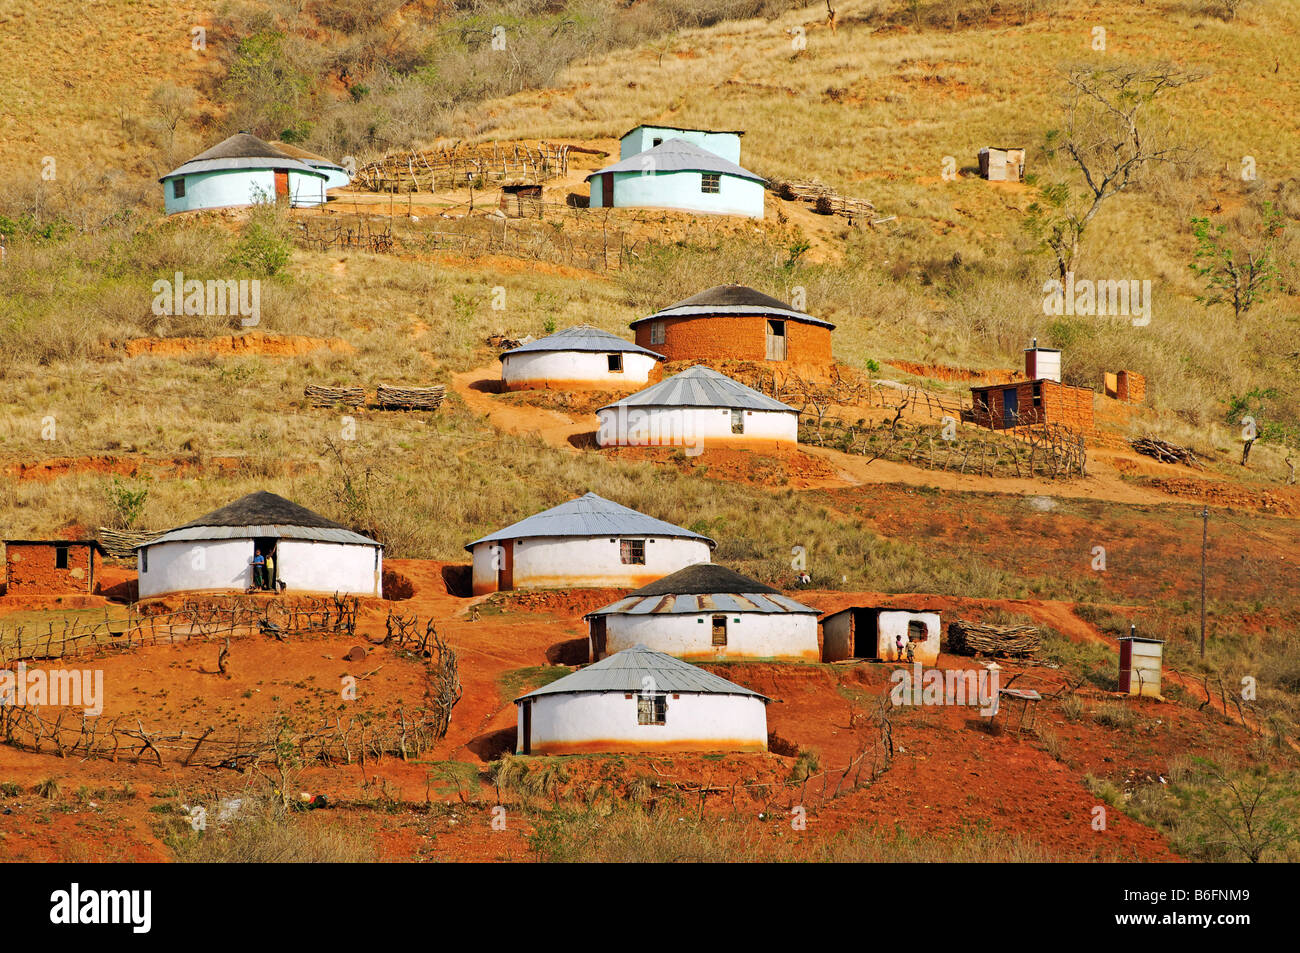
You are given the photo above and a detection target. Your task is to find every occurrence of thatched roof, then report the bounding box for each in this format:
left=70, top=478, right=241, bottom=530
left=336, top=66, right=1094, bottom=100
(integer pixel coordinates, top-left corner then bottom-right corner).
left=630, top=563, right=781, bottom=597
left=159, top=134, right=327, bottom=182
left=141, top=492, right=378, bottom=548
left=631, top=284, right=835, bottom=329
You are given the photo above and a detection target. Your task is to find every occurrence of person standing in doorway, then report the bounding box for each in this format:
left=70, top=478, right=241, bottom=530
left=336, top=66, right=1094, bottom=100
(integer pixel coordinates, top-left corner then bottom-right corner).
left=252, top=548, right=266, bottom=590
left=264, top=549, right=276, bottom=592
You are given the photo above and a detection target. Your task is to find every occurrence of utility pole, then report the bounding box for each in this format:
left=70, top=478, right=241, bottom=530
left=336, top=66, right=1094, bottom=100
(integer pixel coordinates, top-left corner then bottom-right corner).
left=1200, top=505, right=1208, bottom=659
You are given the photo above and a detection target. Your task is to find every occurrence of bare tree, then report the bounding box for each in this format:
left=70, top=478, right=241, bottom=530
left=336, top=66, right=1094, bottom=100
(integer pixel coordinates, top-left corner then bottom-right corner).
left=1026, top=64, right=1200, bottom=280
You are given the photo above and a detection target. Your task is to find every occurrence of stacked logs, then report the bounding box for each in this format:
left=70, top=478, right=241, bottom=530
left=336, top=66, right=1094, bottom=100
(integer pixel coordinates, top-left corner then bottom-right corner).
left=1130, top=436, right=1203, bottom=468
left=946, top=620, right=1041, bottom=657
left=376, top=384, right=446, bottom=411
left=305, top=384, right=366, bottom=408
left=97, top=527, right=160, bottom=558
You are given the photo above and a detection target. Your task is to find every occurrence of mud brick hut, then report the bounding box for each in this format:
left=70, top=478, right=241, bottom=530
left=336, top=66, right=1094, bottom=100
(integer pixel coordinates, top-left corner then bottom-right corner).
left=631, top=284, right=835, bottom=367
left=821, top=606, right=941, bottom=665
left=978, top=147, right=1026, bottom=182
left=159, top=133, right=331, bottom=214
left=498, top=325, right=664, bottom=391
left=136, top=491, right=382, bottom=598
left=465, top=493, right=714, bottom=596
left=1103, top=370, right=1146, bottom=403
left=3, top=540, right=107, bottom=596
left=595, top=365, right=800, bottom=450
left=586, top=138, right=765, bottom=218
left=515, top=644, right=769, bottom=754
left=585, top=564, right=820, bottom=663
left=969, top=344, right=1095, bottom=431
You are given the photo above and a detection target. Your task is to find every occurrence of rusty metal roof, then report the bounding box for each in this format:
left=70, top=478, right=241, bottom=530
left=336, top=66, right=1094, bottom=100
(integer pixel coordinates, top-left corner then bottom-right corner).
left=515, top=644, right=768, bottom=701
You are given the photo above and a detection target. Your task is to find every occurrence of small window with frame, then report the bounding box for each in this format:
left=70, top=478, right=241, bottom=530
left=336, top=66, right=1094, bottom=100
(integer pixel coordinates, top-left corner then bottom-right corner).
left=607, top=353, right=623, bottom=373
left=55, top=546, right=70, bottom=570
left=1032, top=382, right=1043, bottom=408
left=712, top=614, right=727, bottom=646
left=701, top=172, right=721, bottom=194
left=173, top=178, right=186, bottom=199
left=649, top=321, right=665, bottom=345
left=637, top=693, right=667, bottom=725
left=620, top=538, right=646, bottom=565
left=731, top=409, right=744, bottom=434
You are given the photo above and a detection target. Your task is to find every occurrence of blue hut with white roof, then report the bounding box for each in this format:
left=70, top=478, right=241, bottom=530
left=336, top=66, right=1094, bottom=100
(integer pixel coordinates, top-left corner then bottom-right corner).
left=586, top=138, right=765, bottom=218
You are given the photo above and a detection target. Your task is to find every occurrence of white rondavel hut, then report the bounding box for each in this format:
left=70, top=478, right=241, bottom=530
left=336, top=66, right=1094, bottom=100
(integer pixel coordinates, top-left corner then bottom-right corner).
left=160, top=133, right=332, bottom=214
left=586, top=138, right=765, bottom=219
left=586, top=563, right=820, bottom=663
left=515, top=644, right=769, bottom=754
left=136, top=492, right=382, bottom=598
left=499, top=325, right=664, bottom=391
left=596, top=365, right=800, bottom=451
left=465, top=493, right=714, bottom=596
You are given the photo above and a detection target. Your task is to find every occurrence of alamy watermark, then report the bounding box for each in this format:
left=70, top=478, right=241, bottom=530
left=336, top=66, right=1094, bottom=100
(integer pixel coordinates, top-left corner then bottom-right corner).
left=890, top=662, right=999, bottom=717
left=0, top=663, right=104, bottom=715
left=152, top=271, right=261, bottom=327
left=1042, top=272, right=1151, bottom=326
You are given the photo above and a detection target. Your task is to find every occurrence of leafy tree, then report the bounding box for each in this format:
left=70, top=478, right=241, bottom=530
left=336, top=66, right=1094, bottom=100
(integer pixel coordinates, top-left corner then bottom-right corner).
left=1190, top=202, right=1285, bottom=319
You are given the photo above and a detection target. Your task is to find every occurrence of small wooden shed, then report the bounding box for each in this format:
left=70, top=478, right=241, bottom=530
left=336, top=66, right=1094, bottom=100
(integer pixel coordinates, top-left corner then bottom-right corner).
left=3, top=539, right=107, bottom=595
left=978, top=147, right=1026, bottom=182
left=1119, top=636, right=1164, bottom=698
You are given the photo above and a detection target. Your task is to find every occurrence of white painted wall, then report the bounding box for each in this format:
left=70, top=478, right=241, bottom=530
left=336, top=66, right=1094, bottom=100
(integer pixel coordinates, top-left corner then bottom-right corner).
left=138, top=537, right=381, bottom=597
left=276, top=539, right=382, bottom=596
left=501, top=350, right=659, bottom=389
left=471, top=535, right=710, bottom=594
left=875, top=610, right=941, bottom=665
left=596, top=406, right=798, bottom=450
left=598, top=611, right=820, bottom=662
left=518, top=690, right=767, bottom=753
left=137, top=539, right=253, bottom=597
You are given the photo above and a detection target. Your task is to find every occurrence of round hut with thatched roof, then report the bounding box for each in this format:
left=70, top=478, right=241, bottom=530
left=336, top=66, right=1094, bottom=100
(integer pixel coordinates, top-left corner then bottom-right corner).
left=515, top=644, right=769, bottom=754
left=136, top=491, right=381, bottom=598
left=631, top=284, right=835, bottom=366
left=586, top=563, right=820, bottom=662
left=498, top=325, right=664, bottom=391
left=160, top=133, right=330, bottom=214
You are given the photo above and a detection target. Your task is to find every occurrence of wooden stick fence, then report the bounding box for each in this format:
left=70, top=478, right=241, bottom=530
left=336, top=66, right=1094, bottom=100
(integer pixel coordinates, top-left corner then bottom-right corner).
left=356, top=142, right=570, bottom=193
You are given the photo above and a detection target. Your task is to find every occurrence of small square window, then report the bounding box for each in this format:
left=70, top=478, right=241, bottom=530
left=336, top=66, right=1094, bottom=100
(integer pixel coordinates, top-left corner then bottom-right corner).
left=652, top=137, right=663, bottom=147
left=55, top=546, right=69, bottom=570
left=701, top=172, right=721, bottom=194
left=908, top=619, right=928, bottom=641
left=649, top=321, right=665, bottom=346
left=173, top=178, right=186, bottom=199
left=620, top=539, right=646, bottom=565
left=607, top=353, right=623, bottom=373
left=637, top=693, right=667, bottom=725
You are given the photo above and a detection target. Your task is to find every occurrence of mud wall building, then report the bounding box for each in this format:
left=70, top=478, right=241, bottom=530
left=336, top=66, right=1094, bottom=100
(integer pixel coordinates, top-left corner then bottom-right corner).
left=3, top=540, right=105, bottom=595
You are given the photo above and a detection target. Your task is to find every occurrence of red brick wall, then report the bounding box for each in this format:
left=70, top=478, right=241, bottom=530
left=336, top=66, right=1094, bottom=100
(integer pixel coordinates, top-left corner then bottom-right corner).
left=1116, top=371, right=1145, bottom=404
left=634, top=314, right=832, bottom=365
left=971, top=380, right=1094, bottom=431
left=4, top=543, right=97, bottom=594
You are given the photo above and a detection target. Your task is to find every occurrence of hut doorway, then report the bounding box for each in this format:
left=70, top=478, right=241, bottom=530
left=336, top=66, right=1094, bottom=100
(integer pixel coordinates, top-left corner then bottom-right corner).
left=712, top=614, right=728, bottom=646
left=520, top=699, right=532, bottom=754
left=852, top=608, right=879, bottom=658
left=497, top=540, right=514, bottom=591
left=600, top=172, right=614, bottom=208
left=274, top=170, right=289, bottom=200
left=254, top=537, right=279, bottom=591
left=590, top=616, right=607, bottom=660
left=1001, top=388, right=1018, bottom=428
left=766, top=320, right=787, bottom=360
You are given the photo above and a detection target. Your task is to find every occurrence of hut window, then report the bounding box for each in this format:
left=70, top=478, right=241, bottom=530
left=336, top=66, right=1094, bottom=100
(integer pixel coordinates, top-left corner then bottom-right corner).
left=652, top=137, right=663, bottom=147
left=1032, top=382, right=1043, bottom=408
left=620, top=539, right=646, bottom=565
left=607, top=353, right=623, bottom=373
left=173, top=178, right=186, bottom=199
left=907, top=619, right=928, bottom=641
left=55, top=546, right=69, bottom=570
left=712, top=615, right=727, bottom=646
left=140, top=549, right=148, bottom=572
left=637, top=693, right=667, bottom=725
left=701, top=173, right=721, bottom=194
left=649, top=321, right=665, bottom=345
left=975, top=391, right=988, bottom=412
left=731, top=409, right=744, bottom=434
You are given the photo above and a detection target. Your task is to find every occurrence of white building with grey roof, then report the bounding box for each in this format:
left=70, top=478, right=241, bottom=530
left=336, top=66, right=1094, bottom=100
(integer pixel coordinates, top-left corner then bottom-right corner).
left=586, top=563, right=820, bottom=663
left=596, top=365, right=800, bottom=452
left=498, top=325, right=664, bottom=391
left=464, top=492, right=713, bottom=596
left=515, top=644, right=769, bottom=754
left=586, top=138, right=765, bottom=218
left=136, top=491, right=382, bottom=598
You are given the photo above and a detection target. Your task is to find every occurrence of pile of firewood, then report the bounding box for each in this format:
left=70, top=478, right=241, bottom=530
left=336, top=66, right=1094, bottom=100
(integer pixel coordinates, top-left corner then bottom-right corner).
left=304, top=384, right=366, bottom=408
left=97, top=527, right=160, bottom=558
left=1130, top=436, right=1204, bottom=469
left=486, top=332, right=526, bottom=350
left=946, top=620, right=1041, bottom=657
left=770, top=179, right=876, bottom=219
left=376, top=384, right=446, bottom=411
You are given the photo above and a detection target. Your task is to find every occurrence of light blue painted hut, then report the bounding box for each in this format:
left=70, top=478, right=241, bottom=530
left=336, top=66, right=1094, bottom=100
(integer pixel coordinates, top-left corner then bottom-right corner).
left=586, top=138, right=765, bottom=219
left=618, top=124, right=745, bottom=164
left=159, top=134, right=330, bottom=214
left=269, top=141, right=354, bottom=190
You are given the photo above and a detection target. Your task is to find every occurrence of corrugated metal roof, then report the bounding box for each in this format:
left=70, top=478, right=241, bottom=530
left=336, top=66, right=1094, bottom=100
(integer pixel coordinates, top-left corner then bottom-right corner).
left=630, top=284, right=835, bottom=330
left=516, top=645, right=768, bottom=701
left=160, top=134, right=326, bottom=182
left=464, top=492, right=716, bottom=551
left=596, top=366, right=796, bottom=413
left=585, top=139, right=765, bottom=183
left=499, top=325, right=665, bottom=361
left=589, top=591, right=818, bottom=617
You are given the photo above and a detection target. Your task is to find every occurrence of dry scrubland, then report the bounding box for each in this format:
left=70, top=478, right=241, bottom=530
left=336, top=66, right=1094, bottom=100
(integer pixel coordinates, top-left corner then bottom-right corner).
left=0, top=0, right=1299, bottom=861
